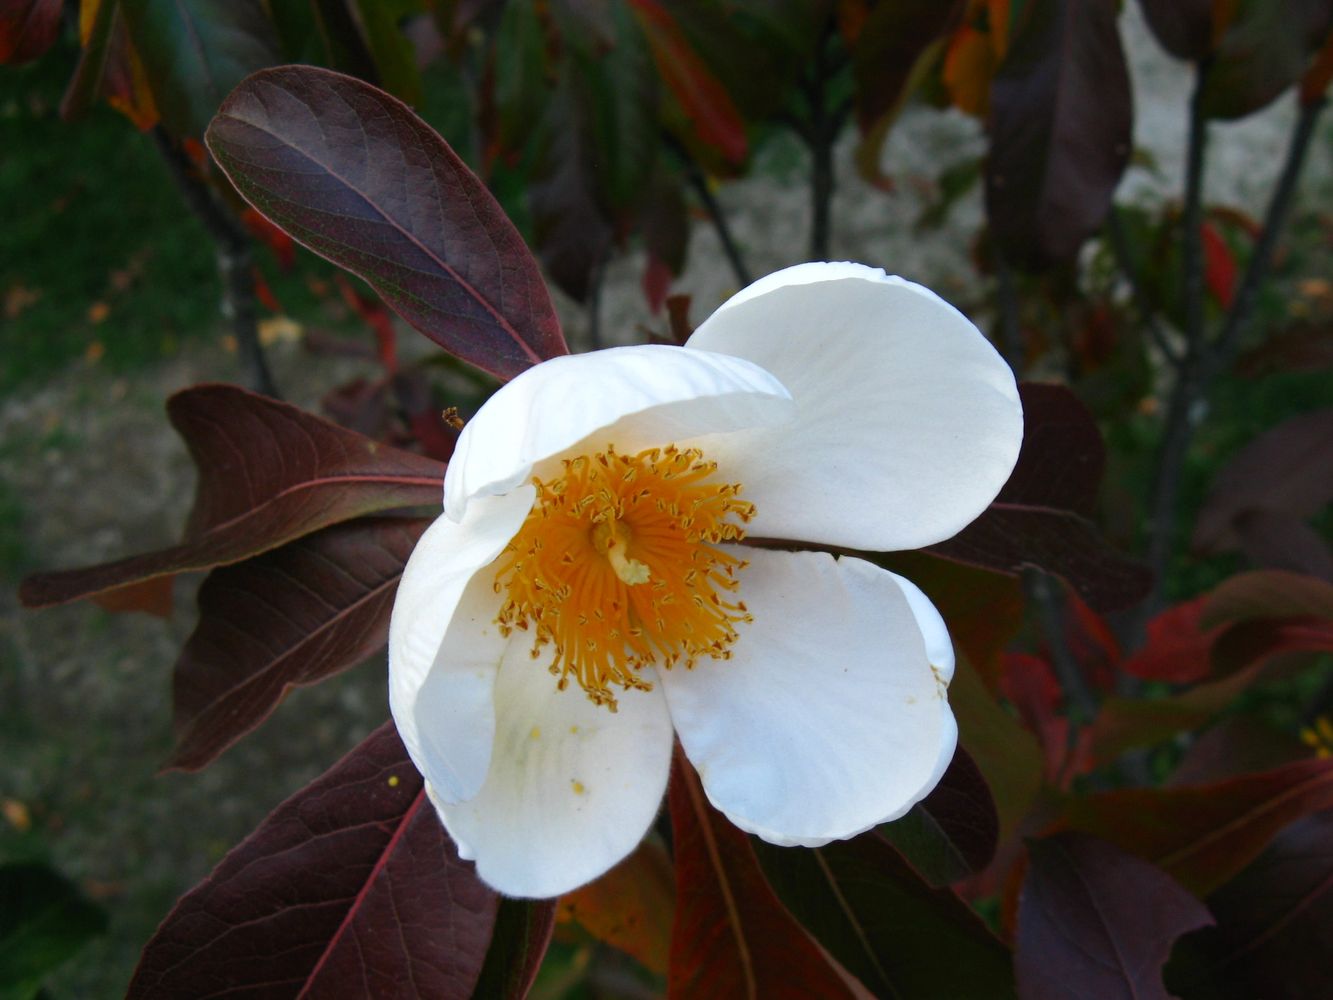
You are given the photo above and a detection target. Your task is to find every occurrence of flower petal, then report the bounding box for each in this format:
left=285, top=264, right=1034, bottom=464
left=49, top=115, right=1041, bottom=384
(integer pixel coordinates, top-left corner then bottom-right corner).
left=444, top=344, right=793, bottom=521
left=388, top=488, right=534, bottom=801
left=885, top=569, right=955, bottom=683
left=659, top=547, right=956, bottom=847
left=435, top=648, right=674, bottom=898
left=686, top=262, right=1022, bottom=550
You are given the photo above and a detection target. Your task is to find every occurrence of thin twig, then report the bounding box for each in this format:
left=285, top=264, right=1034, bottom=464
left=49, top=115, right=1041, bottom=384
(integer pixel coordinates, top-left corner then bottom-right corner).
left=1024, top=570, right=1097, bottom=732
left=1105, top=207, right=1181, bottom=366
left=1206, top=95, right=1328, bottom=381
left=665, top=134, right=752, bottom=287
left=1144, top=66, right=1210, bottom=598
left=150, top=127, right=279, bottom=397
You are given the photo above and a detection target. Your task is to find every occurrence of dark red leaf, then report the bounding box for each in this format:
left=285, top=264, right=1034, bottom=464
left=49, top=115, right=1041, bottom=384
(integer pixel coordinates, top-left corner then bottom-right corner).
left=1229, top=509, right=1333, bottom=580
left=1062, top=757, right=1333, bottom=895
left=0, top=0, right=61, bottom=64
left=1169, top=715, right=1308, bottom=787
left=1193, top=409, right=1333, bottom=560
left=1122, top=597, right=1220, bottom=684
left=1236, top=321, right=1333, bottom=377
left=878, top=747, right=1001, bottom=886
left=927, top=383, right=1152, bottom=611
left=1137, top=0, right=1217, bottom=60
left=1182, top=809, right=1333, bottom=998
left=1201, top=220, right=1238, bottom=308
left=1302, top=23, right=1333, bottom=103
left=128, top=722, right=501, bottom=999
left=1016, top=833, right=1212, bottom=1000
left=1202, top=569, right=1333, bottom=628
left=667, top=755, right=856, bottom=1000
left=19, top=384, right=444, bottom=609
left=471, top=897, right=558, bottom=1000
left=986, top=0, right=1132, bottom=267
left=1200, top=0, right=1333, bottom=119
left=121, top=0, right=281, bottom=137
left=643, top=253, right=674, bottom=314
left=1063, top=593, right=1122, bottom=691
left=755, top=820, right=1014, bottom=999
left=1211, top=616, right=1333, bottom=676
left=1001, top=653, right=1071, bottom=783
left=90, top=574, right=176, bottom=619
left=168, top=516, right=430, bottom=772
left=206, top=65, right=567, bottom=380
left=853, top=1, right=965, bottom=129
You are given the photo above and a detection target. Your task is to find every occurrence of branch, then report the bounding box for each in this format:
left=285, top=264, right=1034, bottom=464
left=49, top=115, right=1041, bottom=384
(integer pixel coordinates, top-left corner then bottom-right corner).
left=664, top=134, right=752, bottom=287
left=150, top=127, right=279, bottom=398
left=1206, top=95, right=1328, bottom=381
left=1024, top=570, right=1097, bottom=730
left=1143, top=65, right=1210, bottom=598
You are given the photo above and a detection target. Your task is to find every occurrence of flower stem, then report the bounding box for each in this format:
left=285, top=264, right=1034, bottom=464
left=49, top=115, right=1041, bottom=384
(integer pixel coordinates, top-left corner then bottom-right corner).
left=151, top=127, right=279, bottom=398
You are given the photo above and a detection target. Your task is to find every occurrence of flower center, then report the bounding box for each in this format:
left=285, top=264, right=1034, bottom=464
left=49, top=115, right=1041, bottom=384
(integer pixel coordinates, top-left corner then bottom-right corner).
left=493, top=444, right=755, bottom=710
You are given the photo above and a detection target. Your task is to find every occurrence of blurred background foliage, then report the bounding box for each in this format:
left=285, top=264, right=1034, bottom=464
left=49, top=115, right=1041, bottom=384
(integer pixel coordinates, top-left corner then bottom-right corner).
left=3, top=0, right=1333, bottom=997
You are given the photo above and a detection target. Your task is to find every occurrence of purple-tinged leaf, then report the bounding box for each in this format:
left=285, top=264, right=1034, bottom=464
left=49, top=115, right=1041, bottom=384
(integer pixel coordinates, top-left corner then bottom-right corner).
left=1202, top=569, right=1333, bottom=628
left=168, top=516, right=430, bottom=772
left=1062, top=757, right=1333, bottom=896
left=1193, top=409, right=1333, bottom=562
left=470, top=898, right=558, bottom=1000
left=1016, top=833, right=1212, bottom=1000
left=879, top=747, right=1001, bottom=886
left=1136, top=0, right=1217, bottom=60
left=755, top=825, right=1014, bottom=999
left=0, top=0, right=61, bottom=65
left=128, top=722, right=501, bottom=999
left=1228, top=509, right=1333, bottom=580
left=1171, top=809, right=1333, bottom=998
left=121, top=0, right=281, bottom=137
left=206, top=65, right=567, bottom=380
left=19, top=384, right=444, bottom=610
left=668, top=755, right=857, bottom=1000
left=927, top=383, right=1153, bottom=611
left=986, top=0, right=1132, bottom=267
left=1200, top=0, right=1333, bottom=119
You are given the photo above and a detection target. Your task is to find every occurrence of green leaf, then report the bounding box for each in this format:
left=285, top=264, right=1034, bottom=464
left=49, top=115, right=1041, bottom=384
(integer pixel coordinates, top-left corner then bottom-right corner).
left=0, top=863, right=107, bottom=1000
left=351, top=0, right=422, bottom=106
left=121, top=0, right=281, bottom=136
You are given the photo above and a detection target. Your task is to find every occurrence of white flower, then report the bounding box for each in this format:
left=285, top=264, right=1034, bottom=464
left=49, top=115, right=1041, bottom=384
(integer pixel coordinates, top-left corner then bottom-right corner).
left=389, top=262, right=1022, bottom=898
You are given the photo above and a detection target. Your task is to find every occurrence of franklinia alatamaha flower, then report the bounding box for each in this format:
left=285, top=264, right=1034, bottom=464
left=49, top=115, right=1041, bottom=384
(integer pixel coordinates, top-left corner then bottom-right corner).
left=389, top=262, right=1022, bottom=898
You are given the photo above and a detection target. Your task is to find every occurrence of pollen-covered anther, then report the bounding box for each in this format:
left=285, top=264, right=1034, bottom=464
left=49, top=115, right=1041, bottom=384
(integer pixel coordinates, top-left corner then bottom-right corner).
left=493, top=444, right=755, bottom=709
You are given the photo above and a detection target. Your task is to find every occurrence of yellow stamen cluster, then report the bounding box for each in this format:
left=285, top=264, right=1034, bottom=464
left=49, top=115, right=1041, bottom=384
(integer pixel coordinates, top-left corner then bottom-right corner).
left=493, top=444, right=755, bottom=709
left=1301, top=716, right=1333, bottom=759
